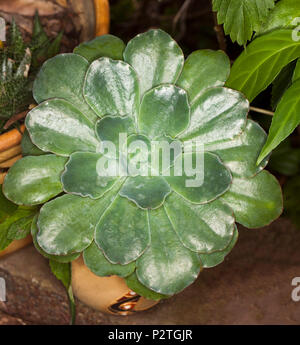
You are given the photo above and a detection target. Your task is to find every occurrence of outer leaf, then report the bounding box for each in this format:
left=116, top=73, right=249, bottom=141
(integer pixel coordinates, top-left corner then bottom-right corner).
left=26, top=99, right=100, bottom=156
left=74, top=34, right=125, bottom=62
left=165, top=152, right=232, bottom=204
left=125, top=272, right=169, bottom=301
left=213, top=0, right=276, bottom=45
left=37, top=180, right=124, bottom=255
left=7, top=213, right=35, bottom=240
left=164, top=194, right=235, bottom=253
left=21, top=130, right=46, bottom=156
left=205, top=120, right=268, bottom=178
left=31, top=215, right=80, bottom=263
left=49, top=260, right=76, bottom=325
left=3, top=155, right=67, bottom=206
left=33, top=53, right=97, bottom=123
left=176, top=50, right=230, bottom=103
left=257, top=79, right=300, bottom=164
left=179, top=87, right=248, bottom=145
left=199, top=226, right=238, bottom=268
left=61, top=152, right=118, bottom=199
left=123, top=29, right=184, bottom=96
left=83, top=242, right=135, bottom=277
left=221, top=170, right=283, bottom=228
left=136, top=208, right=201, bottom=295
left=83, top=57, right=140, bottom=118
left=257, top=0, right=300, bottom=35
left=119, top=176, right=171, bottom=209
left=95, top=195, right=150, bottom=265
left=226, top=30, right=300, bottom=102
left=139, top=85, right=190, bottom=139
left=293, top=59, right=300, bottom=82
left=0, top=189, right=17, bottom=222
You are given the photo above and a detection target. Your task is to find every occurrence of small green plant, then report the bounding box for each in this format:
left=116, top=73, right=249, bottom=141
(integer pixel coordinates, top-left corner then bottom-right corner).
left=0, top=13, right=63, bottom=133
left=2, top=29, right=282, bottom=307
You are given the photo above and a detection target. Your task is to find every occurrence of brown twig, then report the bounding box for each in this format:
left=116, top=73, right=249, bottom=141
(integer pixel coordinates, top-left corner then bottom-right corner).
left=212, top=11, right=226, bottom=51
left=172, top=0, right=193, bottom=41
left=3, top=110, right=28, bottom=130
left=250, top=106, right=274, bottom=116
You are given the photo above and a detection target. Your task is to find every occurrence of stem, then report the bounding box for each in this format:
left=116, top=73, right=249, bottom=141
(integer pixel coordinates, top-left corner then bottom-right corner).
left=250, top=106, right=274, bottom=116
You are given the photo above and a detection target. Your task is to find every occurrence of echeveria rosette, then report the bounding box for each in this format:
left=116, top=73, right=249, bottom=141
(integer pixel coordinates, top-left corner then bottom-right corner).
left=2, top=30, right=283, bottom=299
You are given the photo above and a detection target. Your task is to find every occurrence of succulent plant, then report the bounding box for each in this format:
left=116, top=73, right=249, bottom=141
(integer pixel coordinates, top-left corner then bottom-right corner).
left=2, top=30, right=282, bottom=299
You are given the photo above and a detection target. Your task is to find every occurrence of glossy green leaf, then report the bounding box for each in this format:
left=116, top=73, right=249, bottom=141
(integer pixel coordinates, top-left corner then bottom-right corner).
left=164, top=194, right=235, bottom=253
left=227, top=30, right=300, bottom=102
left=83, top=242, right=135, bottom=277
left=179, top=87, right=248, bottom=145
left=49, top=259, right=76, bottom=325
left=61, top=152, right=118, bottom=199
left=74, top=34, right=125, bottom=62
left=257, top=79, right=300, bottom=164
left=3, top=155, right=67, bottom=206
left=84, top=57, right=140, bottom=118
left=123, top=29, right=184, bottom=96
left=119, top=176, right=171, bottom=209
left=293, top=59, right=300, bottom=82
left=221, top=170, right=283, bottom=228
left=0, top=189, right=17, bottom=223
left=31, top=215, right=80, bottom=263
left=125, top=272, right=169, bottom=301
left=33, top=53, right=97, bottom=123
left=95, top=115, right=136, bottom=155
left=95, top=195, right=150, bottom=265
left=165, top=152, right=231, bottom=204
left=199, top=226, right=238, bottom=268
left=257, top=0, right=300, bottom=35
left=205, top=120, right=268, bottom=177
left=26, top=99, right=100, bottom=156
left=139, top=85, right=190, bottom=139
left=212, top=0, right=276, bottom=45
left=21, top=130, right=46, bottom=156
left=136, top=208, right=201, bottom=295
left=37, top=180, right=124, bottom=255
left=176, top=50, right=230, bottom=103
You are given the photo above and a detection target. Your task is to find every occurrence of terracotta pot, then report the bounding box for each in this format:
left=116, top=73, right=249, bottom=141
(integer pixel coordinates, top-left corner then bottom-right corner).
left=72, top=256, right=159, bottom=315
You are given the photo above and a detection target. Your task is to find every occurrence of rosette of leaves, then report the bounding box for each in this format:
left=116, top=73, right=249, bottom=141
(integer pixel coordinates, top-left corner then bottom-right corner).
left=2, top=30, right=283, bottom=299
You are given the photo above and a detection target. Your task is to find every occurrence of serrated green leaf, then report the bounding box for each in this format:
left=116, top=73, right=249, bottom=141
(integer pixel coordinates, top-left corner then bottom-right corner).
left=213, top=0, right=276, bottom=45
left=164, top=194, right=235, bottom=253
left=3, top=155, right=67, bottom=206
left=47, top=31, right=63, bottom=58
left=83, top=242, right=135, bottom=277
left=257, top=0, right=300, bottom=36
left=125, top=272, right=169, bottom=301
left=95, top=195, right=150, bottom=265
left=37, top=180, right=124, bottom=256
left=257, top=79, right=300, bottom=164
left=0, top=189, right=18, bottom=223
left=26, top=98, right=100, bottom=156
left=32, top=11, right=48, bottom=46
left=74, top=34, right=125, bottom=62
left=7, top=213, right=34, bottom=240
left=83, top=57, right=140, bottom=118
left=33, top=54, right=98, bottom=123
left=136, top=208, right=201, bottom=295
left=199, top=225, right=238, bottom=268
left=176, top=50, right=230, bottom=103
left=226, top=30, right=300, bottom=102
left=221, top=170, right=283, bottom=228
left=139, top=85, right=190, bottom=139
left=123, top=29, right=184, bottom=96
